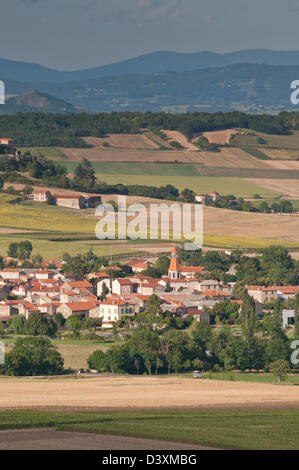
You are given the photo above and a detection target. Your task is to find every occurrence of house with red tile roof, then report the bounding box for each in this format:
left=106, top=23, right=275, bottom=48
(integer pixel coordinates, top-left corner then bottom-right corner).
left=57, top=301, right=99, bottom=319
left=62, top=280, right=93, bottom=293
left=125, top=258, right=153, bottom=273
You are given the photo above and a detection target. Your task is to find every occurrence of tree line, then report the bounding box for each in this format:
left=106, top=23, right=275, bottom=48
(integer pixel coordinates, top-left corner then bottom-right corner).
left=0, top=110, right=297, bottom=147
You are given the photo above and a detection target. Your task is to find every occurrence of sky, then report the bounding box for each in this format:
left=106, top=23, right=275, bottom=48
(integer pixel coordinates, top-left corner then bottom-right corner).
left=1, top=0, right=299, bottom=70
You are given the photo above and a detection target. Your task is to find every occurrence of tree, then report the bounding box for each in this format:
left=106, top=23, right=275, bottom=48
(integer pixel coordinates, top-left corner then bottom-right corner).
left=64, top=254, right=88, bottom=280
left=32, top=253, right=43, bottom=265
left=127, top=329, right=160, bottom=375
left=0, top=322, right=5, bottom=337
left=4, top=336, right=63, bottom=376
left=270, top=359, right=289, bottom=385
left=180, top=188, right=195, bottom=203
left=240, top=294, right=256, bottom=341
left=160, top=329, right=190, bottom=374
left=16, top=240, right=33, bottom=260
left=53, top=313, right=66, bottom=327
left=11, top=314, right=26, bottom=334
left=88, top=349, right=108, bottom=371
left=73, top=158, right=96, bottom=191
left=165, top=280, right=172, bottom=292
left=23, top=185, right=33, bottom=196
left=7, top=242, right=18, bottom=258
left=67, top=313, right=83, bottom=338
left=46, top=193, right=56, bottom=205
left=24, top=311, right=57, bottom=337
left=99, top=283, right=109, bottom=301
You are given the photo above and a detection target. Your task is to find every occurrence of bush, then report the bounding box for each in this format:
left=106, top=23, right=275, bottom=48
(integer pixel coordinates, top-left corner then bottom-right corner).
left=4, top=336, right=64, bottom=376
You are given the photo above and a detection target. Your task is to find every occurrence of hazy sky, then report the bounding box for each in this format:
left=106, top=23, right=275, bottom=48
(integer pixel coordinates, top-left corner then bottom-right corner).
left=1, top=0, right=299, bottom=70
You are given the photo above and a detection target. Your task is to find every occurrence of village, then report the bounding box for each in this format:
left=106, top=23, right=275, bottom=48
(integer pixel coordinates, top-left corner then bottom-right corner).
left=0, top=246, right=298, bottom=331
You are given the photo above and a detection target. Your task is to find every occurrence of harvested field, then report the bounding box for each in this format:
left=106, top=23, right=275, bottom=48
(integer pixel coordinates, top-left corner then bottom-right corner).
left=198, top=129, right=238, bottom=145
left=0, top=376, right=299, bottom=411
left=204, top=206, right=299, bottom=242
left=245, top=179, right=299, bottom=199
left=261, top=148, right=299, bottom=160
left=265, top=160, right=299, bottom=170
left=193, top=148, right=272, bottom=169
left=0, top=227, right=38, bottom=234
left=56, top=344, right=105, bottom=370
left=161, top=130, right=199, bottom=150
left=83, top=134, right=159, bottom=150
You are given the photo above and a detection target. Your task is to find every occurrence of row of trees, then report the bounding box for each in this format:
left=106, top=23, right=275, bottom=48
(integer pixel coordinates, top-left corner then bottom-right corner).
left=88, top=293, right=293, bottom=375
left=176, top=245, right=299, bottom=286
left=0, top=111, right=295, bottom=147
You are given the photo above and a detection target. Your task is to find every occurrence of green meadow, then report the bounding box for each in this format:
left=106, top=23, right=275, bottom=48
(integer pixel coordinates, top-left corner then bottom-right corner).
left=0, top=409, right=298, bottom=450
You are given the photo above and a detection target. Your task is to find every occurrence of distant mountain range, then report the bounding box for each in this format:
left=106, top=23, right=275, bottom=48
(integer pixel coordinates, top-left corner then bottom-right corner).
left=2, top=50, right=299, bottom=113
left=2, top=49, right=299, bottom=83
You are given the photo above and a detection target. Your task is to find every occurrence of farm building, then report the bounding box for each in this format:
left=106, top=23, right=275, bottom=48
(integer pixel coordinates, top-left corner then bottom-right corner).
left=0, top=138, right=16, bottom=156
left=33, top=190, right=51, bottom=202
left=33, top=190, right=101, bottom=209
left=52, top=194, right=87, bottom=209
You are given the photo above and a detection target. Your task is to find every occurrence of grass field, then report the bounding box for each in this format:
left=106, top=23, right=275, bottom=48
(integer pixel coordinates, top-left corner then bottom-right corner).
left=58, top=161, right=200, bottom=177
left=231, top=129, right=299, bottom=151
left=0, top=409, right=298, bottom=449
left=3, top=337, right=120, bottom=370
left=205, top=371, right=299, bottom=385
left=17, top=147, right=66, bottom=160
left=91, top=173, right=281, bottom=197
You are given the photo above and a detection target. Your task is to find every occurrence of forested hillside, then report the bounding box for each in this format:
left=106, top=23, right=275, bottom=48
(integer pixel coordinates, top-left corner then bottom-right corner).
left=0, top=110, right=297, bottom=147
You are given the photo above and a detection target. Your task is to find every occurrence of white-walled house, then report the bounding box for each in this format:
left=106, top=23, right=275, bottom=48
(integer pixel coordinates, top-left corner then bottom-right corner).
left=92, top=298, right=135, bottom=325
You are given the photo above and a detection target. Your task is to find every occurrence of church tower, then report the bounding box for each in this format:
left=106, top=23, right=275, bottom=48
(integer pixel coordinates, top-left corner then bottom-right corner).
left=168, top=246, right=181, bottom=279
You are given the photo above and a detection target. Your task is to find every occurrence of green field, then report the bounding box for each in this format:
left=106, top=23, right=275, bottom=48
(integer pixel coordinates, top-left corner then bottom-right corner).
left=204, top=371, right=299, bottom=385
left=56, top=161, right=282, bottom=196
left=231, top=129, right=299, bottom=151
left=251, top=199, right=299, bottom=211
left=58, top=161, right=200, bottom=177
left=18, top=147, right=66, bottom=160
left=97, top=174, right=280, bottom=198
left=0, top=409, right=298, bottom=449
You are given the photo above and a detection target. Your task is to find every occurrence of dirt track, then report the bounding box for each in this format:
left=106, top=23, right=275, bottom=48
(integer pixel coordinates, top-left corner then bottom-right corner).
left=0, top=376, right=299, bottom=411
left=0, top=429, right=212, bottom=450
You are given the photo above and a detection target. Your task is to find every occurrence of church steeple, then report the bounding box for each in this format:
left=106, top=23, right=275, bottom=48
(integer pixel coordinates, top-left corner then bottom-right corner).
left=168, top=246, right=180, bottom=279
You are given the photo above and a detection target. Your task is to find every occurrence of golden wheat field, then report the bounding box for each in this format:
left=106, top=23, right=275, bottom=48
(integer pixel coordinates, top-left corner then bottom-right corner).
left=83, top=134, right=159, bottom=150
left=0, top=376, right=299, bottom=411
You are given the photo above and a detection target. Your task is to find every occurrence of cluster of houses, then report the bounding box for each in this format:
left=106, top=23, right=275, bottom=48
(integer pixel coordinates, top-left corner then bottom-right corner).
left=33, top=189, right=102, bottom=209
left=0, top=246, right=298, bottom=329
left=195, top=191, right=219, bottom=204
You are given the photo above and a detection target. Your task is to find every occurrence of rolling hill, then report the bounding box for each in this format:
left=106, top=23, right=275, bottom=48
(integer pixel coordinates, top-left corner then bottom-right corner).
left=0, top=90, right=83, bottom=114
left=3, top=49, right=299, bottom=82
